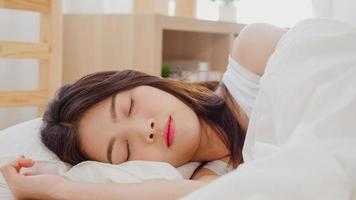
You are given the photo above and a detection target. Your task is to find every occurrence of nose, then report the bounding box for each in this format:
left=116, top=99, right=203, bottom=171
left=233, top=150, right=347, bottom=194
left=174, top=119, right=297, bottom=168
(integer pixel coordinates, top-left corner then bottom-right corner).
left=121, top=118, right=156, bottom=143
left=136, top=118, right=155, bottom=143
left=148, top=119, right=155, bottom=141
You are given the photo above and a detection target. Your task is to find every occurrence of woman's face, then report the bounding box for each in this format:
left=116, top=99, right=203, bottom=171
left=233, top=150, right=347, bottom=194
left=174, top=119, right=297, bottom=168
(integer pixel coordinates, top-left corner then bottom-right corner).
left=77, top=85, right=202, bottom=167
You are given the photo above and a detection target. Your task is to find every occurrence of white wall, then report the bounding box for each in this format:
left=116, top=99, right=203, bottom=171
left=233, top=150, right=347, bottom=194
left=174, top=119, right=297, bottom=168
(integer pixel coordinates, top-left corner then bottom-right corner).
left=311, top=0, right=356, bottom=26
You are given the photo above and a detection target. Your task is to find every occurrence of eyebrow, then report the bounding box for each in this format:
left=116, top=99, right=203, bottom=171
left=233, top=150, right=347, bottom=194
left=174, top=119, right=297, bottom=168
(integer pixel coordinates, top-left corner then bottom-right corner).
left=107, top=137, right=115, bottom=164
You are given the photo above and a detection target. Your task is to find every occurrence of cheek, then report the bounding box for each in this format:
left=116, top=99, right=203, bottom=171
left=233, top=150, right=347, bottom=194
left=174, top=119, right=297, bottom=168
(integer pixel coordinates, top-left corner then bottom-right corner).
left=179, top=110, right=201, bottom=135
left=176, top=113, right=201, bottom=146
left=133, top=149, right=165, bottom=161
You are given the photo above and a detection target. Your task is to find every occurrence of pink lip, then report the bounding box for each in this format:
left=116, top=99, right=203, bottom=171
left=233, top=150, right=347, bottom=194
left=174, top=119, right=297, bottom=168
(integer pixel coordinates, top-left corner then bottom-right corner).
left=164, top=115, right=175, bottom=148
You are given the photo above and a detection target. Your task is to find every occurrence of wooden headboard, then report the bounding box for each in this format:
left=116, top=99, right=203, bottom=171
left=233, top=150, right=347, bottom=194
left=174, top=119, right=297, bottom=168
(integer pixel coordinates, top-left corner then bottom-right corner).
left=0, top=0, right=62, bottom=116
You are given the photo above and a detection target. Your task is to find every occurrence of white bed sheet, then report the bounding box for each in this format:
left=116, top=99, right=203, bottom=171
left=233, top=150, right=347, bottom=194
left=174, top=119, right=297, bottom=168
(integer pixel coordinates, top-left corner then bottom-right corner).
left=182, top=18, right=356, bottom=200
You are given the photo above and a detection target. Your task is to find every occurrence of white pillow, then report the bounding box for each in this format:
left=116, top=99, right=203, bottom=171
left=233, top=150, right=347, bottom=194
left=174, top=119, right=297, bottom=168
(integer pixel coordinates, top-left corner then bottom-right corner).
left=0, top=118, right=58, bottom=160
left=64, top=160, right=184, bottom=183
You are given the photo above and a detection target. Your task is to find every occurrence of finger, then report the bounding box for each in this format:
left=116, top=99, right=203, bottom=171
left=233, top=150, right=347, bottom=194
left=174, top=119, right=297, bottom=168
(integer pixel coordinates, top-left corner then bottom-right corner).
left=11, top=158, right=35, bottom=173
left=0, top=158, right=34, bottom=176
left=17, top=158, right=35, bottom=168
left=0, top=158, right=34, bottom=184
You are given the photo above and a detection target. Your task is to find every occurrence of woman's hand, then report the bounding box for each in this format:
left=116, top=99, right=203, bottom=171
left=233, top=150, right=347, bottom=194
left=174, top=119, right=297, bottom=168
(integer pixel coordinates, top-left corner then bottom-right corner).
left=0, top=156, right=71, bottom=200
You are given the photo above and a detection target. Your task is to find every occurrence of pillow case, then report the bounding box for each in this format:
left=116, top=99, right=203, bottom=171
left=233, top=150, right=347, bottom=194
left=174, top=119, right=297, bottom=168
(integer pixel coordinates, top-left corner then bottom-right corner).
left=0, top=118, right=58, bottom=160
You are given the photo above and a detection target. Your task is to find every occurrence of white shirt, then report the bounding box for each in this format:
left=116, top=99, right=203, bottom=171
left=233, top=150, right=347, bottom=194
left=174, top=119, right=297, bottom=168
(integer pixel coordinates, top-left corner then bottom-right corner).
left=177, top=56, right=261, bottom=178
left=222, top=55, right=261, bottom=118
left=203, top=56, right=261, bottom=175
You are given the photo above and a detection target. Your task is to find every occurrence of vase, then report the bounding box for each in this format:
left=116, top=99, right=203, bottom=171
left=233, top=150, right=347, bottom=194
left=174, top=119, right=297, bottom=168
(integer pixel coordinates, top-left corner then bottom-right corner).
left=219, top=4, right=237, bottom=22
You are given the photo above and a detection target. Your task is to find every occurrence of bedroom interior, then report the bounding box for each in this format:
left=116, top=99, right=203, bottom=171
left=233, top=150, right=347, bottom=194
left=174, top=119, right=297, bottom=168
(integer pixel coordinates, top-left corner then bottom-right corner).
left=0, top=0, right=356, bottom=199
left=1, top=0, right=355, bottom=129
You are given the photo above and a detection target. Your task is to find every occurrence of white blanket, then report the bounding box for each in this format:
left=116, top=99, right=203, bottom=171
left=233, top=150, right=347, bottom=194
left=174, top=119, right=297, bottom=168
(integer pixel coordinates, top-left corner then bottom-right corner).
left=182, top=18, right=356, bottom=200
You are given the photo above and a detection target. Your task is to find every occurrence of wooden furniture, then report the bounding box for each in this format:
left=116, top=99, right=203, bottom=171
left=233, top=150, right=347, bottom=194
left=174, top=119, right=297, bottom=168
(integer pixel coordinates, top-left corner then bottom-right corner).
left=63, top=14, right=245, bottom=84
left=175, top=0, right=196, bottom=17
left=133, top=0, right=169, bottom=15
left=0, top=0, right=62, bottom=116
left=132, top=0, right=196, bottom=17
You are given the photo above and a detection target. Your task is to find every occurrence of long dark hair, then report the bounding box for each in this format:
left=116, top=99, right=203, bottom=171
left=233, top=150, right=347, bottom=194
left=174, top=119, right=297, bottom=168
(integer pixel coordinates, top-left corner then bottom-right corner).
left=41, top=70, right=245, bottom=168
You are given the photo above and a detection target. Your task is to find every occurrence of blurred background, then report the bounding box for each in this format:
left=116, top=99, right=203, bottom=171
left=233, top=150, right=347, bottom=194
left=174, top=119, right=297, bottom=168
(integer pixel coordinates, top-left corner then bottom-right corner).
left=1, top=0, right=355, bottom=129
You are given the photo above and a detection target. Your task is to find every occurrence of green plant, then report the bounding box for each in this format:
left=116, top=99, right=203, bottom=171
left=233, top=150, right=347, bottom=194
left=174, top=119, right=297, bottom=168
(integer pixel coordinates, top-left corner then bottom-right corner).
left=211, top=0, right=239, bottom=6
left=161, top=63, right=171, bottom=78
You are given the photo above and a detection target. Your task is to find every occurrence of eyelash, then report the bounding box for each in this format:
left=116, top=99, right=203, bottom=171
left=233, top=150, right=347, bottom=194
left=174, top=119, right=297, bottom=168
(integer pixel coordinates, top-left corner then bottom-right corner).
left=126, top=140, right=131, bottom=161
left=125, top=98, right=133, bottom=162
left=128, top=98, right=135, bottom=116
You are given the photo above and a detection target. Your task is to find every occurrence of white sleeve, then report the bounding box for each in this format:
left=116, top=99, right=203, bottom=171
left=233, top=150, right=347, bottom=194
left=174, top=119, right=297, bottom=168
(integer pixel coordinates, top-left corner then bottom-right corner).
left=222, top=55, right=261, bottom=118
left=202, top=160, right=234, bottom=176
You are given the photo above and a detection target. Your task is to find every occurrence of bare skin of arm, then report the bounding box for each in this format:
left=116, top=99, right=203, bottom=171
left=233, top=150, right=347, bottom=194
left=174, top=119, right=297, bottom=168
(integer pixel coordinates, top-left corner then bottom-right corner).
left=232, top=23, right=288, bottom=76
left=1, top=157, right=217, bottom=200
left=220, top=23, right=288, bottom=132
left=55, top=167, right=218, bottom=200
left=56, top=178, right=207, bottom=200
left=56, top=162, right=220, bottom=200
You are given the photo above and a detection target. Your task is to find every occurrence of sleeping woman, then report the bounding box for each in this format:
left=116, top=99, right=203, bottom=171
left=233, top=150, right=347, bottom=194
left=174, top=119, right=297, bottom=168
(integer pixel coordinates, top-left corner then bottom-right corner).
left=0, top=23, right=287, bottom=200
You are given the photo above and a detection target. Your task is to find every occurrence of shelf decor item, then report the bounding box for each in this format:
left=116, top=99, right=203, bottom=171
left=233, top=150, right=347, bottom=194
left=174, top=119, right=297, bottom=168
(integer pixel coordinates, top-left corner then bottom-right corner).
left=161, top=63, right=171, bottom=78
left=163, top=60, right=220, bottom=82
left=211, top=0, right=240, bottom=22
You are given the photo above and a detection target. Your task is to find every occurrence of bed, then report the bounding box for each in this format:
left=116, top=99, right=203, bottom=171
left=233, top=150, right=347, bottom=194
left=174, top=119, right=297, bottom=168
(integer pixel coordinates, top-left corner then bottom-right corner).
left=1, top=18, right=356, bottom=200
left=1, top=1, right=356, bottom=199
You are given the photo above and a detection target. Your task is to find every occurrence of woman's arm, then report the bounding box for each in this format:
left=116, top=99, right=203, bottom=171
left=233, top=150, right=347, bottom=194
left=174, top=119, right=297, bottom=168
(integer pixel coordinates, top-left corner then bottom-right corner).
left=59, top=166, right=220, bottom=200
left=1, top=157, right=209, bottom=200
left=232, top=23, right=288, bottom=76
left=58, top=178, right=205, bottom=200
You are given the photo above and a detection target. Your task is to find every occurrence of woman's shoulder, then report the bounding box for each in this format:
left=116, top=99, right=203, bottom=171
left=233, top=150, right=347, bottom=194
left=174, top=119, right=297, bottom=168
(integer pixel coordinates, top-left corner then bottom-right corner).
left=231, top=23, right=288, bottom=76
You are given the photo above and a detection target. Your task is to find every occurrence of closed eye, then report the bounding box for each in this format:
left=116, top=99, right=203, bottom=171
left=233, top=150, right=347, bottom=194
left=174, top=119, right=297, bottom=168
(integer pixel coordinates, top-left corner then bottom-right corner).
left=128, top=98, right=135, bottom=116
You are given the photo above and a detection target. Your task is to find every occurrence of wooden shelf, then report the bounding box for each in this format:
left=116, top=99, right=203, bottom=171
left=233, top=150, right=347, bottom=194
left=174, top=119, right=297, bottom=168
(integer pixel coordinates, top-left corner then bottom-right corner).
left=0, top=0, right=62, bottom=117
left=63, top=14, right=245, bottom=84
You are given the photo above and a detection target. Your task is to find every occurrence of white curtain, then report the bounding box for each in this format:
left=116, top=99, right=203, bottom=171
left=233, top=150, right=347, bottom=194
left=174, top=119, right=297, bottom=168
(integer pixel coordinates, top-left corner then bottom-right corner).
left=311, top=0, right=356, bottom=26
left=235, top=0, right=314, bottom=27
